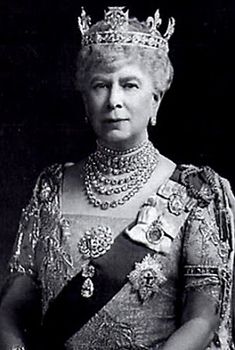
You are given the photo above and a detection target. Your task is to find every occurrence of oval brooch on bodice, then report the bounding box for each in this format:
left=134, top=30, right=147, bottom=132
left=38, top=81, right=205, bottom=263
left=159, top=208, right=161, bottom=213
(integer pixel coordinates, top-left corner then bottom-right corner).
left=78, top=225, right=114, bottom=259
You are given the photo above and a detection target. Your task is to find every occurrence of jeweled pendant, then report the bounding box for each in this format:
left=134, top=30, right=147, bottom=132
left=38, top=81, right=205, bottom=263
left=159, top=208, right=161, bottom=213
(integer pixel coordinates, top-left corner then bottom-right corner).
left=81, top=277, right=94, bottom=298
left=146, top=220, right=164, bottom=245
left=168, top=193, right=184, bottom=216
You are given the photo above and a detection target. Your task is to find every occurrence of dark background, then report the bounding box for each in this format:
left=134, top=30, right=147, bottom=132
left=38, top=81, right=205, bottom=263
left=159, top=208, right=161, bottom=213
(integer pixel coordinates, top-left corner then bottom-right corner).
left=0, top=0, right=235, bottom=288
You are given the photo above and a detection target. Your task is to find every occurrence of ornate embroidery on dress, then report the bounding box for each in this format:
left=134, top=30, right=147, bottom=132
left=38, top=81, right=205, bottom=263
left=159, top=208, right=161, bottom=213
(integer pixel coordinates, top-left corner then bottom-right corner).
left=199, top=215, right=230, bottom=265
left=180, top=165, right=216, bottom=208
left=183, top=189, right=234, bottom=349
left=191, top=206, right=205, bottom=221
left=40, top=230, right=74, bottom=312
left=66, top=309, right=149, bottom=350
left=35, top=164, right=75, bottom=313
left=184, top=265, right=221, bottom=305
left=9, top=164, right=76, bottom=313
left=9, top=192, right=41, bottom=277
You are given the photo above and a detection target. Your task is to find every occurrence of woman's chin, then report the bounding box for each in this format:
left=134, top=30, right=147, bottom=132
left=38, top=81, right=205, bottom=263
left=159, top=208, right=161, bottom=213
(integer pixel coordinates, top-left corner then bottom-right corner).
left=98, top=132, right=143, bottom=150
left=100, top=130, right=129, bottom=143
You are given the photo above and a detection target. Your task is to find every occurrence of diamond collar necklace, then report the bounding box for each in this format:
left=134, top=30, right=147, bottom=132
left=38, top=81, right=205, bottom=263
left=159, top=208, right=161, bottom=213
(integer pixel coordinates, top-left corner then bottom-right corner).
left=84, top=140, right=159, bottom=210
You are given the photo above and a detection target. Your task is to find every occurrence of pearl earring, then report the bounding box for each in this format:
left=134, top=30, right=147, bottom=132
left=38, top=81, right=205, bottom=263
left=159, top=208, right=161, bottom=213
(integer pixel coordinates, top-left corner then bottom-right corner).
left=150, top=115, right=157, bottom=126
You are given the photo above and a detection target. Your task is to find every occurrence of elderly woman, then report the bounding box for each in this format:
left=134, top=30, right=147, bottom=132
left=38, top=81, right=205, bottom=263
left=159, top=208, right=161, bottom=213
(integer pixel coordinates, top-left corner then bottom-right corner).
left=0, top=6, right=234, bottom=350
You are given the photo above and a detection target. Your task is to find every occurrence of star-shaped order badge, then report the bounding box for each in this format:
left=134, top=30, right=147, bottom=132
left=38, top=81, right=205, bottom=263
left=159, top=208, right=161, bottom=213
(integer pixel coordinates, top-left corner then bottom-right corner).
left=128, top=254, right=166, bottom=302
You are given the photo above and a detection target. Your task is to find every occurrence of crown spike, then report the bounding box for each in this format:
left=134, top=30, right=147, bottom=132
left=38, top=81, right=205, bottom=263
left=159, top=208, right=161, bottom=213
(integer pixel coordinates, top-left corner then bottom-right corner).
left=78, top=7, right=91, bottom=35
left=146, top=9, right=162, bottom=32
left=163, top=17, right=176, bottom=40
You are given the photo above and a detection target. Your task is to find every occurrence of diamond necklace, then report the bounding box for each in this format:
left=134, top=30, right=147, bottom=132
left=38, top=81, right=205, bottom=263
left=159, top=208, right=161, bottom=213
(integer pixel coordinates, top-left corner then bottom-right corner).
left=84, top=140, right=159, bottom=210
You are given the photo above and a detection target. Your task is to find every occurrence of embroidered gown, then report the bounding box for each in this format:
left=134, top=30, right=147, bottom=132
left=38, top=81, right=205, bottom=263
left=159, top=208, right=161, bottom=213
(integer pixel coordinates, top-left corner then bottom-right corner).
left=8, top=163, right=234, bottom=349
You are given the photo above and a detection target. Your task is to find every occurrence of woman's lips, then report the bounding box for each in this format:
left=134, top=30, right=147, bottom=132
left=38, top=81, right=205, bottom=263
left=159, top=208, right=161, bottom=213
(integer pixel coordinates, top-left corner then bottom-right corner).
left=103, top=118, right=129, bottom=123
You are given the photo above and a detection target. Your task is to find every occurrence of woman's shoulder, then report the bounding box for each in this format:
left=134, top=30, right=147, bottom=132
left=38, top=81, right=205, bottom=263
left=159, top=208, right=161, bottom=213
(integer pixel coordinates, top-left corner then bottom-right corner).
left=156, top=162, right=231, bottom=226
left=32, top=161, right=84, bottom=204
left=168, top=163, right=225, bottom=207
left=167, top=164, right=233, bottom=243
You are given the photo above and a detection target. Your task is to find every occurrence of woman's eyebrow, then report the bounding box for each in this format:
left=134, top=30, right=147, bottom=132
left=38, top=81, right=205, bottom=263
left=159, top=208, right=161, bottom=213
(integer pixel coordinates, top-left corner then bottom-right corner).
left=90, top=75, right=110, bottom=84
left=119, top=76, right=142, bottom=84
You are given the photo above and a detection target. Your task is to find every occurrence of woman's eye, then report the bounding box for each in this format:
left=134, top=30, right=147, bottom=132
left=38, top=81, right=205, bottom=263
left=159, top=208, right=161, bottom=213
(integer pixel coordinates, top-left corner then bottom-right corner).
left=92, top=82, right=107, bottom=89
left=123, top=83, right=139, bottom=89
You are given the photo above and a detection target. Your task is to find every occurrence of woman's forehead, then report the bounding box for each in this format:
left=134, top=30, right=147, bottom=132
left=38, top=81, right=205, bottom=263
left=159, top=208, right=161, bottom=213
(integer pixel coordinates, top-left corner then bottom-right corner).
left=89, top=65, right=152, bottom=85
left=93, top=56, right=134, bottom=70
left=89, top=58, right=149, bottom=78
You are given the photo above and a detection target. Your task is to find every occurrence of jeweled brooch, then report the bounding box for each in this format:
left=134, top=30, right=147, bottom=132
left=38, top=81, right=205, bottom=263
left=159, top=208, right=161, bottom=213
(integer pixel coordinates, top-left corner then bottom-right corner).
left=78, top=225, right=113, bottom=259
left=168, top=193, right=185, bottom=216
left=78, top=226, right=114, bottom=298
left=128, top=254, right=166, bottom=302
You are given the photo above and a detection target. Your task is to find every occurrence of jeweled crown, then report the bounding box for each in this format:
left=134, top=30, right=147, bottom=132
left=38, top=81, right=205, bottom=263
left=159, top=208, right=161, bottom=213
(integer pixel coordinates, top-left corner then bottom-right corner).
left=78, top=7, right=175, bottom=53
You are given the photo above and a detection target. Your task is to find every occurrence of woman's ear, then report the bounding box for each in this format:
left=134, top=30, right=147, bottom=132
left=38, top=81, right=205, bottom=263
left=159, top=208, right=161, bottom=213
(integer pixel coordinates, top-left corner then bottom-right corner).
left=150, top=92, right=164, bottom=126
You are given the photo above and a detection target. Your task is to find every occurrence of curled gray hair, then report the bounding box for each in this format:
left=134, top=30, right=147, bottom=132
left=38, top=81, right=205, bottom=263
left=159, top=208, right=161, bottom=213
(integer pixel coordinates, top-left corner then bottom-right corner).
left=75, top=18, right=174, bottom=96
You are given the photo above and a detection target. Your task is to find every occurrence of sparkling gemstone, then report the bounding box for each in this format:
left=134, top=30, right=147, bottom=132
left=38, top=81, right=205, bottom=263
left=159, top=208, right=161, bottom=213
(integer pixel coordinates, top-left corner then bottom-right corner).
left=101, top=201, right=109, bottom=210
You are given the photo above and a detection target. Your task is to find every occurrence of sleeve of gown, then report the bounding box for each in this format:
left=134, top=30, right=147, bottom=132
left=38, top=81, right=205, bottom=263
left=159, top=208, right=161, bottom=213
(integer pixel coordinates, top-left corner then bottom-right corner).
left=8, top=179, right=42, bottom=281
left=7, top=163, right=63, bottom=284
left=182, top=198, right=233, bottom=318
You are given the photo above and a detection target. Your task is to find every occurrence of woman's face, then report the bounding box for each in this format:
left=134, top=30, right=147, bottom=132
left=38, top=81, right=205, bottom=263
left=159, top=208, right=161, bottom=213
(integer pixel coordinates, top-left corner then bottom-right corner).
left=83, top=60, right=160, bottom=150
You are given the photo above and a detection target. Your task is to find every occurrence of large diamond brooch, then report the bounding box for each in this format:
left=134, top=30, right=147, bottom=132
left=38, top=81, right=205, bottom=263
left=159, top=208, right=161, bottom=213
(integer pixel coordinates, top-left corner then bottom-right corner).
left=78, top=225, right=114, bottom=259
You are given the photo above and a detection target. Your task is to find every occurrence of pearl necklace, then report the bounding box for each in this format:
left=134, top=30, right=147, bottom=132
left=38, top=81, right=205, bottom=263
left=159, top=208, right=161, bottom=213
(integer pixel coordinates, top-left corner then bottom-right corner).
left=96, top=139, right=148, bottom=156
left=84, top=140, right=159, bottom=210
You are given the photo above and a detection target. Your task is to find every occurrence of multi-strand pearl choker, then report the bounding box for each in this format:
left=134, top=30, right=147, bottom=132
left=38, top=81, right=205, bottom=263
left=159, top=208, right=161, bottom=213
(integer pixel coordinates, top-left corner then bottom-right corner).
left=84, top=140, right=159, bottom=210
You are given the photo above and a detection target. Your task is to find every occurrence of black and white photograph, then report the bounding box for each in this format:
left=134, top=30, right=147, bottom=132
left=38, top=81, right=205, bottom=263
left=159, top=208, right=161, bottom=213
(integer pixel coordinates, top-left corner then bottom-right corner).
left=0, top=1, right=235, bottom=349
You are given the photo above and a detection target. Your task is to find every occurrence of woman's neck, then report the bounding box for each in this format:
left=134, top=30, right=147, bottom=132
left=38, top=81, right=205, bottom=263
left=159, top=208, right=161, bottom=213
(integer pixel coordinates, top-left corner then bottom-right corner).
left=97, top=132, right=149, bottom=153
left=96, top=138, right=149, bottom=156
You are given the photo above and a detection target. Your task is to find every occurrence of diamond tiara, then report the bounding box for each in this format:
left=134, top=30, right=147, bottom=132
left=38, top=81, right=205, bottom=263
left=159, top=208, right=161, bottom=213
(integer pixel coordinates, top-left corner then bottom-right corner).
left=78, top=7, right=175, bottom=53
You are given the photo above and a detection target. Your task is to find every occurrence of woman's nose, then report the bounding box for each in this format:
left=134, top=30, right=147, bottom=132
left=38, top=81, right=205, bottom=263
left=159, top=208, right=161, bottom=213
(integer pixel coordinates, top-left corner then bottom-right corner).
left=107, top=85, right=123, bottom=110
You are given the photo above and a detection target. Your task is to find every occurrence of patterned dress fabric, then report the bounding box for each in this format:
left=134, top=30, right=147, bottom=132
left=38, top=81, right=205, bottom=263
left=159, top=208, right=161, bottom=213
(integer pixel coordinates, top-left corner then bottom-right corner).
left=9, top=164, right=234, bottom=349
